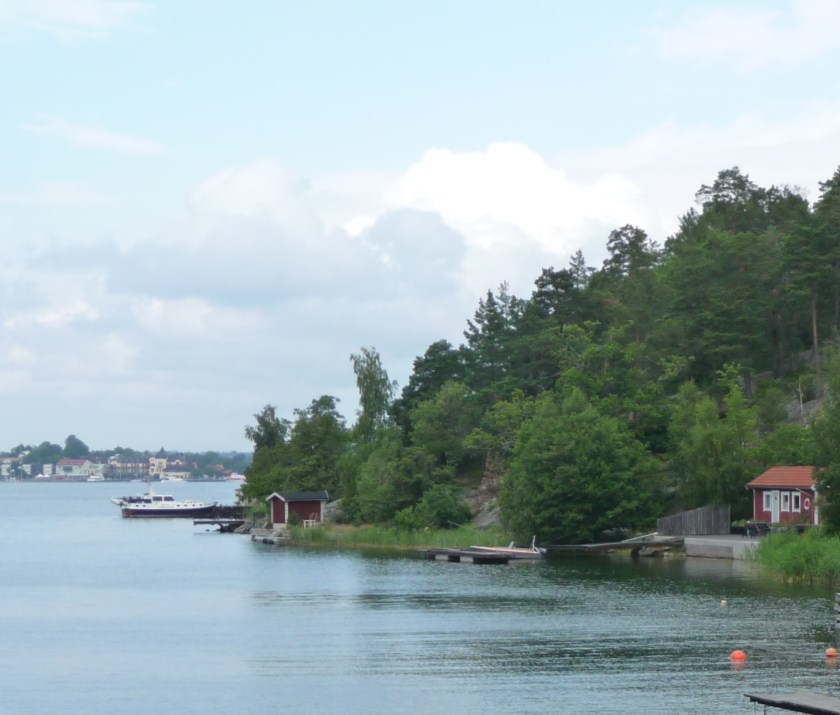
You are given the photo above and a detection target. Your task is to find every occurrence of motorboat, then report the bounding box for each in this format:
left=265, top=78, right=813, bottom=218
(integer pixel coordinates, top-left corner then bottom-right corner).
left=111, top=488, right=217, bottom=518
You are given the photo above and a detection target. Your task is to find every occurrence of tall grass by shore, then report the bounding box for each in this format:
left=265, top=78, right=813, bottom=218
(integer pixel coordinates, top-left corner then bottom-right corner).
left=753, top=528, right=840, bottom=583
left=285, top=524, right=511, bottom=550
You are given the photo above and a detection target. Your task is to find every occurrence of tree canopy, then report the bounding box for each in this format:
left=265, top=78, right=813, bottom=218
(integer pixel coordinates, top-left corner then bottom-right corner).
left=244, top=164, right=840, bottom=540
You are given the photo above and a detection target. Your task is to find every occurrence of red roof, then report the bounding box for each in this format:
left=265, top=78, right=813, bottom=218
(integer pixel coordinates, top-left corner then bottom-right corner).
left=747, top=466, right=815, bottom=489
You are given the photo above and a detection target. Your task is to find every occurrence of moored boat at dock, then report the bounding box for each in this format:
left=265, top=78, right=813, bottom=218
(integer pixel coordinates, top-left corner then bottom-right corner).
left=468, top=536, right=546, bottom=559
left=111, top=489, right=217, bottom=518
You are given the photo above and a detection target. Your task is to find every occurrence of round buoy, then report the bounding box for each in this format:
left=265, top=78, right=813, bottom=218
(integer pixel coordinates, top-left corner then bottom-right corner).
left=730, top=650, right=748, bottom=662
left=721, top=599, right=728, bottom=608
left=827, top=647, right=837, bottom=658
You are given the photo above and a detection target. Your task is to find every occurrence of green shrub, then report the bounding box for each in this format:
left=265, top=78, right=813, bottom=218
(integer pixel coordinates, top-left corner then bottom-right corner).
left=393, top=484, right=471, bottom=531
left=754, top=528, right=840, bottom=582
left=285, top=523, right=510, bottom=550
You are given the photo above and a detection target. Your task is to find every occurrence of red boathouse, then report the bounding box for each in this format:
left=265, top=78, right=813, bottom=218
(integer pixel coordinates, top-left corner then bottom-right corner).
left=746, top=466, right=818, bottom=526
left=266, top=490, right=329, bottom=527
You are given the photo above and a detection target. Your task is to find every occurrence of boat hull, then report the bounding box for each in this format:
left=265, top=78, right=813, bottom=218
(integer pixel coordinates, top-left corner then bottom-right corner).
left=120, top=502, right=218, bottom=518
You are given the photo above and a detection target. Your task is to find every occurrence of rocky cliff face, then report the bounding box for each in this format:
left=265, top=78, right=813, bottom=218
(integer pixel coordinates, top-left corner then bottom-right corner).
left=464, top=452, right=504, bottom=528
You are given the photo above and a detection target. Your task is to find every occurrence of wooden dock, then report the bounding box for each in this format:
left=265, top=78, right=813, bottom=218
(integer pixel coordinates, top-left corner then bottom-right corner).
left=547, top=536, right=683, bottom=555
left=420, top=546, right=546, bottom=564
left=746, top=692, right=840, bottom=714
left=420, top=548, right=512, bottom=564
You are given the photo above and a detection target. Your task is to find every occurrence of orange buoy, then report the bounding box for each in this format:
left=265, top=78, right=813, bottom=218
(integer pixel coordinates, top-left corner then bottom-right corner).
left=730, top=650, right=748, bottom=662
left=827, top=647, right=838, bottom=658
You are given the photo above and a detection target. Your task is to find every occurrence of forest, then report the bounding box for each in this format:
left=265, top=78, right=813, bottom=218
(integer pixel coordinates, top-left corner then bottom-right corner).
left=242, top=166, right=840, bottom=544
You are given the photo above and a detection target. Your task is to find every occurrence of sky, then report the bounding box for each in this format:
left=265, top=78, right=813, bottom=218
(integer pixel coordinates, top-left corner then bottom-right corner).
left=2, top=0, right=840, bottom=453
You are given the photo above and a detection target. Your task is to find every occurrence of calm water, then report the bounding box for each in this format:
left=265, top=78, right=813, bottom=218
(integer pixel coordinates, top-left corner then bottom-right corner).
left=1, top=482, right=839, bottom=714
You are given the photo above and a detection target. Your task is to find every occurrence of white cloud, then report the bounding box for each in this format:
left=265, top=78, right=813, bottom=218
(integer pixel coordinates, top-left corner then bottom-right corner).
left=24, top=115, right=164, bottom=155
left=0, top=182, right=114, bottom=208
left=391, top=143, right=638, bottom=251
left=131, top=297, right=259, bottom=341
left=187, top=159, right=322, bottom=239
left=97, top=333, right=137, bottom=373
left=570, top=102, right=840, bottom=244
left=381, top=142, right=642, bottom=293
left=5, top=344, right=35, bottom=365
left=5, top=298, right=99, bottom=329
left=0, top=0, right=150, bottom=40
left=656, top=0, right=840, bottom=70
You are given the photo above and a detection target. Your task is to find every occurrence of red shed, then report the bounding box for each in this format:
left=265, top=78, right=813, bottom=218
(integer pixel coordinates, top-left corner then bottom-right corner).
left=746, top=466, right=818, bottom=526
left=267, top=491, right=329, bottom=527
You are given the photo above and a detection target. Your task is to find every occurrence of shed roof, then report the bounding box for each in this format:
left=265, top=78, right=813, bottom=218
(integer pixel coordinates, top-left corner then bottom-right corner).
left=747, top=466, right=815, bottom=489
left=266, top=490, right=329, bottom=502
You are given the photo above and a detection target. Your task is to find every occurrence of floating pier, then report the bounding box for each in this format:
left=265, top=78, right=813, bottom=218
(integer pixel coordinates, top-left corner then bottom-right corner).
left=746, top=692, right=840, bottom=714
left=420, top=548, right=512, bottom=564
left=419, top=546, right=545, bottom=564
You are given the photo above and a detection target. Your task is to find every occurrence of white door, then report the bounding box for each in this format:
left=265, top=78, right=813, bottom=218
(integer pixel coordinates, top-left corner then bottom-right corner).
left=769, top=490, right=780, bottom=523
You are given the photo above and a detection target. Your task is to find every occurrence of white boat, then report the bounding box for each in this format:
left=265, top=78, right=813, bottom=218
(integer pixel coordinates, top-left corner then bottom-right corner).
left=468, top=536, right=546, bottom=560
left=225, top=473, right=246, bottom=482
left=87, top=474, right=105, bottom=482
left=111, top=485, right=217, bottom=518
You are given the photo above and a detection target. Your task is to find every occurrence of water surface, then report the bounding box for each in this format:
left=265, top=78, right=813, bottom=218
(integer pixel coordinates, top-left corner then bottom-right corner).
left=1, top=482, right=838, bottom=714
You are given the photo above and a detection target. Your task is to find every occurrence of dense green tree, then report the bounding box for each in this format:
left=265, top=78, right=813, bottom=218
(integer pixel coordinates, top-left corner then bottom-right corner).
left=393, top=484, right=471, bottom=530
left=754, top=423, right=815, bottom=468
left=462, top=282, right=523, bottom=402
left=244, top=404, right=290, bottom=451
left=465, top=390, right=536, bottom=466
left=63, top=435, right=90, bottom=459
left=242, top=405, right=292, bottom=498
left=20, top=441, right=62, bottom=465
left=409, top=381, right=481, bottom=470
left=500, top=388, right=661, bottom=544
left=282, top=395, right=348, bottom=494
left=813, top=351, right=840, bottom=531
left=233, top=163, right=840, bottom=535
left=352, top=434, right=438, bottom=523
left=391, top=339, right=464, bottom=432
left=812, top=167, right=840, bottom=355
left=666, top=370, right=758, bottom=517
left=350, top=347, right=397, bottom=442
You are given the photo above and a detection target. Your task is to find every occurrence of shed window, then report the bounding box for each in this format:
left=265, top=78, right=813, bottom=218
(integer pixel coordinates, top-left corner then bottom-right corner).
left=763, top=491, right=772, bottom=512
left=781, top=492, right=791, bottom=512
left=792, top=492, right=802, bottom=513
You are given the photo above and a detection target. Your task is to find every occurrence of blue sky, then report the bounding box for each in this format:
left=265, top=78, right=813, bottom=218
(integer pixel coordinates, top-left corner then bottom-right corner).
left=1, top=0, right=840, bottom=452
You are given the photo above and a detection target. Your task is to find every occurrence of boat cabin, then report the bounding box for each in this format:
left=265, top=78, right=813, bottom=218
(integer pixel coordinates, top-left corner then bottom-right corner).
left=266, top=491, right=329, bottom=527
left=746, top=466, right=818, bottom=526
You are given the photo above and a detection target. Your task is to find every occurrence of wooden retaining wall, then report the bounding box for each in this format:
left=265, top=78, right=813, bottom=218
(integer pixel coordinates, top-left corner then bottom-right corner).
left=657, top=505, right=731, bottom=536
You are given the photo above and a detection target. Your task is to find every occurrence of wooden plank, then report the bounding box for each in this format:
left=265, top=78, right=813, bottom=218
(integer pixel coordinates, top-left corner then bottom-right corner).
left=746, top=692, right=840, bottom=714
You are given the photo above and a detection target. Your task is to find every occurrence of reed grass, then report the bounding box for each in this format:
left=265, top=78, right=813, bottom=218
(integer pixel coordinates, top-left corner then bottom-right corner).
left=753, top=528, right=840, bottom=583
left=285, top=524, right=511, bottom=550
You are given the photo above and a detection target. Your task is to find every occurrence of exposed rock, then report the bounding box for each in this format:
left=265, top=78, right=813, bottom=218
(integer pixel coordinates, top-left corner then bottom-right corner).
left=464, top=452, right=505, bottom=528
left=324, top=498, right=344, bottom=523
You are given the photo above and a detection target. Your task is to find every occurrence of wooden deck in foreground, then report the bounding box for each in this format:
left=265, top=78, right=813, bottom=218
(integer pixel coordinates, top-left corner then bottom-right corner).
left=746, top=692, right=840, bottom=714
